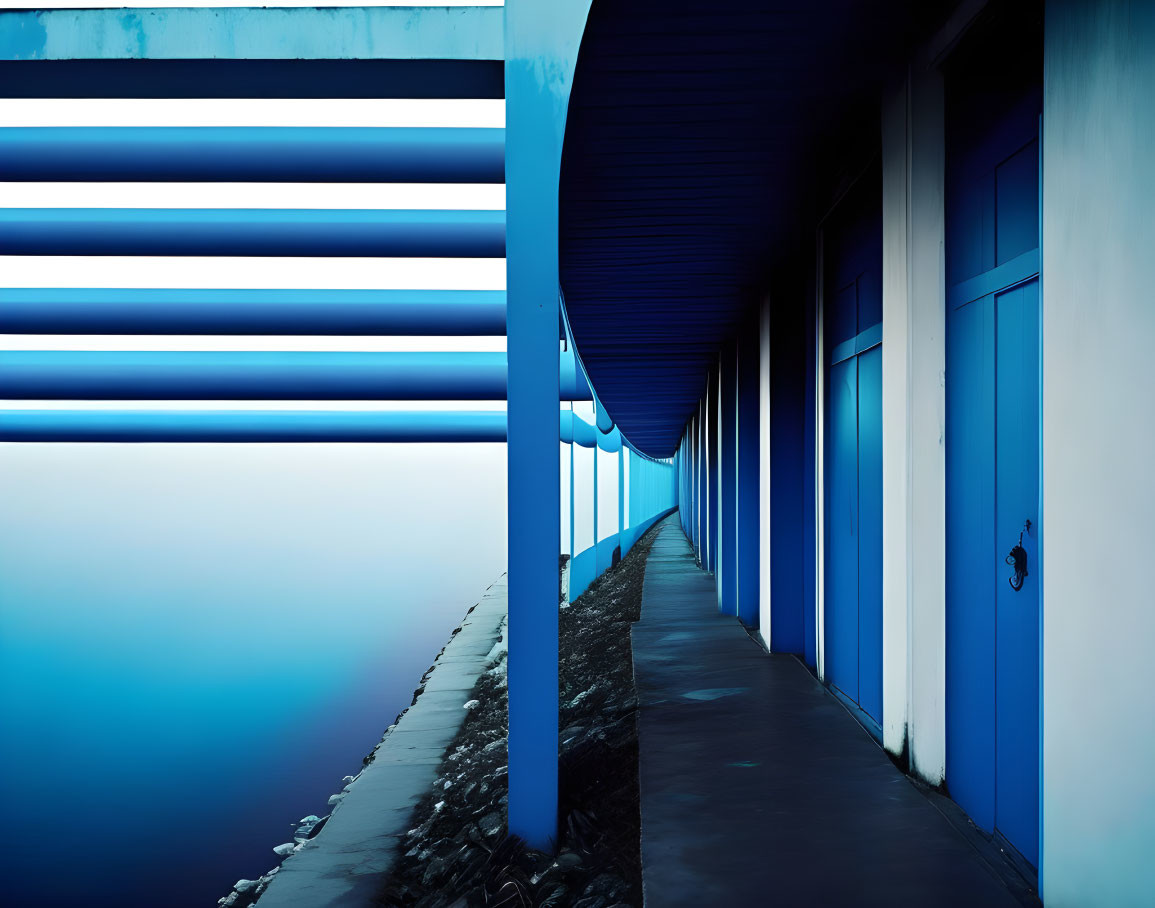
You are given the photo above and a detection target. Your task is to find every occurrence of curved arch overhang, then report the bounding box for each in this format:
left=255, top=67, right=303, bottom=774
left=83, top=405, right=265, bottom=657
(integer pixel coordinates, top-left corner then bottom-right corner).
left=559, top=0, right=947, bottom=457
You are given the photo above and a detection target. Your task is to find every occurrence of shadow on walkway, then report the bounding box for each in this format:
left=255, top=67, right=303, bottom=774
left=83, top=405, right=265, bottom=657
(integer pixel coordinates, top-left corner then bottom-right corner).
left=632, top=516, right=1026, bottom=907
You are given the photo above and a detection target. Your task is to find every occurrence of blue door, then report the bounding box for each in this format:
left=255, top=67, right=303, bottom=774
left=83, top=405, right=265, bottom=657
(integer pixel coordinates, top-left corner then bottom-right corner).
left=945, top=23, right=1041, bottom=866
left=824, top=172, right=882, bottom=727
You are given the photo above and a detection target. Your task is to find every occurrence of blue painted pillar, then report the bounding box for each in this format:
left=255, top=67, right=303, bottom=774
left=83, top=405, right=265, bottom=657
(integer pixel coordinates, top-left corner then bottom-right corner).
left=720, top=341, right=738, bottom=614
left=698, top=397, right=708, bottom=565
left=706, top=363, right=719, bottom=575
left=737, top=311, right=762, bottom=627
left=505, top=0, right=592, bottom=851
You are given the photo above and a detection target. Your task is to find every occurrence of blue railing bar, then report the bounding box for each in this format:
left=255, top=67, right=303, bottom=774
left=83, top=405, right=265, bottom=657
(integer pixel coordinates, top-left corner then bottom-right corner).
left=0, top=209, right=506, bottom=258
left=0, top=128, right=505, bottom=184
left=0, top=289, right=507, bottom=336
left=0, top=351, right=594, bottom=401
left=0, top=409, right=507, bottom=443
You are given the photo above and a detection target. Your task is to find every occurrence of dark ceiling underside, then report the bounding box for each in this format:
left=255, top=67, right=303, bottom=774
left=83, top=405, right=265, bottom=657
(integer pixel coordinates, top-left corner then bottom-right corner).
left=560, top=0, right=941, bottom=456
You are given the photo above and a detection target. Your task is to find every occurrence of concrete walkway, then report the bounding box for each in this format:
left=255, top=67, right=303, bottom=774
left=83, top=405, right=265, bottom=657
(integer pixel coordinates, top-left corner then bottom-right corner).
left=632, top=517, right=1026, bottom=907
left=255, top=576, right=507, bottom=908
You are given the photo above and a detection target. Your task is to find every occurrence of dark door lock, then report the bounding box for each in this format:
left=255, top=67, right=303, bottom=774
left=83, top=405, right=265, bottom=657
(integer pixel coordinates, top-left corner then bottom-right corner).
left=1006, top=519, right=1031, bottom=591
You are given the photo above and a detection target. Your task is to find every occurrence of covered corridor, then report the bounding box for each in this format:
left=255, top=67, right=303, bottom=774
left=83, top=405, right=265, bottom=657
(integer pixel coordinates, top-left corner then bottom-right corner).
left=634, top=516, right=1033, bottom=907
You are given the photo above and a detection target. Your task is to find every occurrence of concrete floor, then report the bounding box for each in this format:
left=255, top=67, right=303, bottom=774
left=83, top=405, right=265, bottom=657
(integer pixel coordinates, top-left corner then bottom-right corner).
left=632, top=517, right=1028, bottom=907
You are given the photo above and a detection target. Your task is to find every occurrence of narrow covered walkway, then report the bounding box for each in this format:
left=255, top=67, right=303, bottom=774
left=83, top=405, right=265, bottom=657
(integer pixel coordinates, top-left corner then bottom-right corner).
left=632, top=516, right=1027, bottom=907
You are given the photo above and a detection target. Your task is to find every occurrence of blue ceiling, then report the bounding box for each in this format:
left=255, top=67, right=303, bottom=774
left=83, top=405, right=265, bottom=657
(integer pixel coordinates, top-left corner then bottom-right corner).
left=560, top=0, right=944, bottom=457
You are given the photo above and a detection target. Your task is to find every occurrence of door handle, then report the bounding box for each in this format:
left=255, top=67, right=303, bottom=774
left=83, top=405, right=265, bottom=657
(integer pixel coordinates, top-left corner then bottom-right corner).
left=1005, top=519, right=1031, bottom=592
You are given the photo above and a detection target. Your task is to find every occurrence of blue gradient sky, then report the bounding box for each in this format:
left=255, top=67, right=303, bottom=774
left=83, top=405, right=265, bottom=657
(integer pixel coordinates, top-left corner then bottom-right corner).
left=0, top=441, right=506, bottom=907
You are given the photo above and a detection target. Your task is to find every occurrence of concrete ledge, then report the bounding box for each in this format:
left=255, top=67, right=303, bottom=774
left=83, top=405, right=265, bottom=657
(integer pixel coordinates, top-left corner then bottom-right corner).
left=251, top=575, right=508, bottom=908
left=0, top=7, right=503, bottom=62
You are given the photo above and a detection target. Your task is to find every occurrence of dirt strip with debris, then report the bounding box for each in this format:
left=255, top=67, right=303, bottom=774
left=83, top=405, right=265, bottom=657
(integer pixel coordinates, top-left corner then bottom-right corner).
left=378, top=527, right=660, bottom=908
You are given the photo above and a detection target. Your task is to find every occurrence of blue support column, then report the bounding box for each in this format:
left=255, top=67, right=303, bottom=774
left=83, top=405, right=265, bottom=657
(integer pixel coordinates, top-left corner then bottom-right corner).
left=706, top=363, right=719, bottom=575
left=737, top=310, right=762, bottom=627
left=505, top=0, right=593, bottom=851
left=720, top=341, right=738, bottom=615
left=693, top=397, right=702, bottom=559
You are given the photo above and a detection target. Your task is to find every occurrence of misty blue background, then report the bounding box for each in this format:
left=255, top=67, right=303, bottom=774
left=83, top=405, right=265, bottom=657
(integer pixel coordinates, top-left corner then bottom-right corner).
left=0, top=441, right=506, bottom=907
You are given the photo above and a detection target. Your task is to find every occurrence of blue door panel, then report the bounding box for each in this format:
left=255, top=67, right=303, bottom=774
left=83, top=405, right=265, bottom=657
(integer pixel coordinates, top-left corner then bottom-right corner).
left=823, top=170, right=882, bottom=725
left=994, top=279, right=1040, bottom=866
left=945, top=20, right=1041, bottom=863
left=803, top=289, right=818, bottom=669
left=946, top=169, right=992, bottom=287
left=946, top=292, right=998, bottom=832
left=856, top=268, right=883, bottom=331
left=995, top=140, right=1039, bottom=266
left=831, top=281, right=858, bottom=346
left=857, top=345, right=883, bottom=723
left=825, top=356, right=858, bottom=702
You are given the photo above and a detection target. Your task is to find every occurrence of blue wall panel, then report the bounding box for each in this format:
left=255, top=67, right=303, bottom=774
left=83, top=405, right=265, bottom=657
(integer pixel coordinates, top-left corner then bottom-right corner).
left=719, top=344, right=738, bottom=615
left=737, top=312, right=761, bottom=628
left=770, top=291, right=806, bottom=654
left=803, top=276, right=818, bottom=668
left=706, top=366, right=719, bottom=576
left=825, top=355, right=859, bottom=702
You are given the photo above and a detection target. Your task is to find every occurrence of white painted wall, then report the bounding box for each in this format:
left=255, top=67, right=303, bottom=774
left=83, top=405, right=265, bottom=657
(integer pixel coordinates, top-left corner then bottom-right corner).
left=1041, top=3, right=1155, bottom=903
left=597, top=444, right=618, bottom=542
left=881, top=81, right=912, bottom=761
left=572, top=441, right=595, bottom=554
left=560, top=438, right=572, bottom=556
left=880, top=68, right=948, bottom=780
left=622, top=448, right=630, bottom=530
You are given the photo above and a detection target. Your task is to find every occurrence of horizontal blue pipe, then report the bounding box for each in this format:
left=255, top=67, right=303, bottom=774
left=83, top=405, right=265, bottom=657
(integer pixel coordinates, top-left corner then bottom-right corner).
left=0, top=351, right=507, bottom=400
left=0, top=128, right=505, bottom=183
left=0, top=351, right=594, bottom=401
left=0, top=409, right=506, bottom=443
left=0, top=209, right=505, bottom=258
left=0, top=289, right=507, bottom=335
